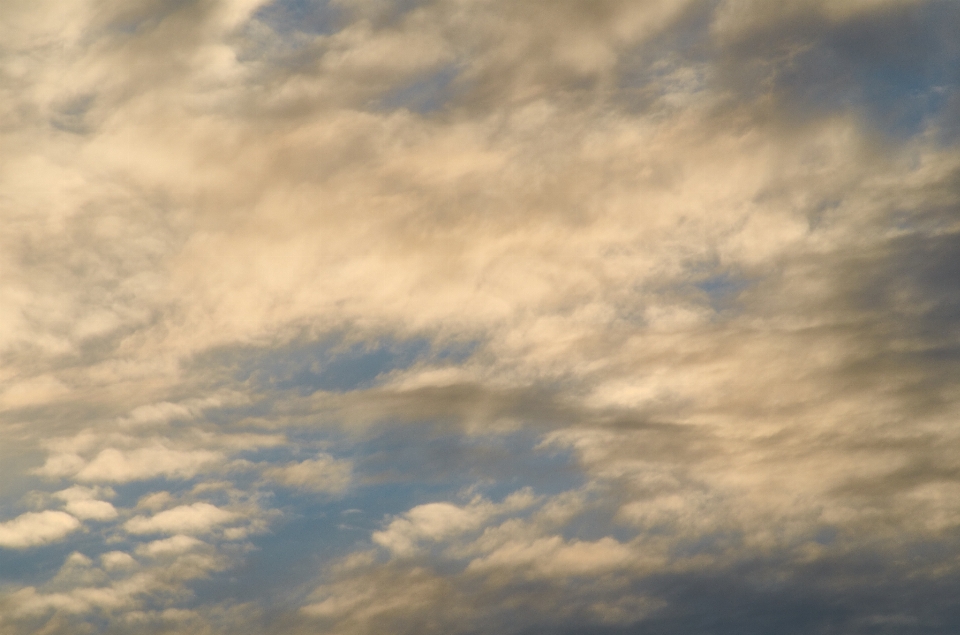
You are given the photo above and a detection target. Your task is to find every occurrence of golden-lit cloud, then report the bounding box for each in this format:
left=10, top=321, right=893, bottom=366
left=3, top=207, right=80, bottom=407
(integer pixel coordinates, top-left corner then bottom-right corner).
left=1, top=0, right=958, bottom=633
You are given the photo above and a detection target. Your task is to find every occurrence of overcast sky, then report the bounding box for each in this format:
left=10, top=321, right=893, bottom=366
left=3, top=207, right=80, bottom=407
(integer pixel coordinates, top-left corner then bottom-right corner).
left=1, top=0, right=959, bottom=633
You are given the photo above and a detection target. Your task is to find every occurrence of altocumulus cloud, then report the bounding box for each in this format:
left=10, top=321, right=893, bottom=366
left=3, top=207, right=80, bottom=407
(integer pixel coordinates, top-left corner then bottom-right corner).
left=0, top=512, right=80, bottom=549
left=1, top=0, right=960, bottom=633
left=124, top=503, right=239, bottom=536
left=53, top=485, right=118, bottom=521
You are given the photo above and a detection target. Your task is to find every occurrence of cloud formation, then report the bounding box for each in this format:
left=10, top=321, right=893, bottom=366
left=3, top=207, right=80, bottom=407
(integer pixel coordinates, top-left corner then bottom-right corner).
left=262, top=453, right=353, bottom=493
left=54, top=485, right=118, bottom=520
left=0, top=512, right=80, bottom=549
left=1, top=0, right=959, bottom=633
left=124, top=503, right=239, bottom=536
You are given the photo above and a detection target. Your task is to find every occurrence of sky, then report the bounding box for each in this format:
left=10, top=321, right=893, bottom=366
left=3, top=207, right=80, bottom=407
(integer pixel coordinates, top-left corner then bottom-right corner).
left=1, top=0, right=959, bottom=633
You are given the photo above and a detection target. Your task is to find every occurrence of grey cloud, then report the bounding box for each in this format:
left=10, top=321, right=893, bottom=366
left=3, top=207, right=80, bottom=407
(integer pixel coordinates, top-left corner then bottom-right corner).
left=712, top=1, right=960, bottom=134
left=598, top=546, right=960, bottom=635
left=285, top=489, right=960, bottom=635
left=862, top=227, right=960, bottom=344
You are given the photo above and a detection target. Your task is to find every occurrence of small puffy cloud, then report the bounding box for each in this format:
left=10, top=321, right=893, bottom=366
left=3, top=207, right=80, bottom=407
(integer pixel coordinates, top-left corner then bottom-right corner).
left=120, top=401, right=195, bottom=426
left=0, top=511, right=81, bottom=549
left=53, top=485, right=114, bottom=502
left=373, top=502, right=483, bottom=554
left=117, top=394, right=243, bottom=427
left=75, top=446, right=223, bottom=483
left=54, top=486, right=118, bottom=521
left=62, top=499, right=118, bottom=522
left=64, top=551, right=93, bottom=568
left=100, top=551, right=138, bottom=571
left=373, top=489, right=537, bottom=556
left=135, top=535, right=206, bottom=558
left=137, top=491, right=175, bottom=512
left=213, top=432, right=287, bottom=450
left=262, top=453, right=352, bottom=493
left=33, top=453, right=86, bottom=479
left=35, top=445, right=224, bottom=483
left=124, top=503, right=238, bottom=536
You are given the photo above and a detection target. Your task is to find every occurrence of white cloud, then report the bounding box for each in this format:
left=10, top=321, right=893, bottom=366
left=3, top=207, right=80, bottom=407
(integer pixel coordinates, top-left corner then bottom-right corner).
left=75, top=446, right=223, bottom=483
left=34, top=453, right=86, bottom=479
left=100, top=551, right=138, bottom=571
left=136, top=491, right=175, bottom=512
left=373, top=489, right=537, bottom=557
left=135, top=534, right=205, bottom=558
left=117, top=393, right=247, bottom=427
left=53, top=485, right=118, bottom=521
left=124, top=503, right=238, bottom=536
left=119, top=401, right=197, bottom=427
left=0, top=511, right=80, bottom=549
left=63, top=499, right=118, bottom=522
left=372, top=502, right=485, bottom=556
left=262, top=453, right=352, bottom=493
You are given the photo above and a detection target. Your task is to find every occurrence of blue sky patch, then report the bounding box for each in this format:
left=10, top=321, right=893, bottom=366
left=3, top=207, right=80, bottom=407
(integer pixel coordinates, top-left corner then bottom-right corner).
left=253, top=0, right=342, bottom=36
left=377, top=64, right=461, bottom=114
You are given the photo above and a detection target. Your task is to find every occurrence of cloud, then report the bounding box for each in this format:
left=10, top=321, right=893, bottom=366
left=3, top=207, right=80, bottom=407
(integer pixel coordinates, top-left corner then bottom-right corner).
left=0, top=511, right=81, bottom=549
left=52, top=486, right=118, bottom=521
left=135, top=534, right=206, bottom=558
left=4, top=543, right=230, bottom=624
left=465, top=535, right=635, bottom=578
left=100, top=551, right=138, bottom=571
left=124, top=503, right=238, bottom=536
left=1, top=0, right=959, bottom=633
left=262, top=453, right=353, bottom=493
left=117, top=397, right=218, bottom=427
left=62, top=498, right=118, bottom=521
left=60, top=446, right=222, bottom=483
left=372, top=490, right=537, bottom=557
left=136, top=491, right=175, bottom=512
left=372, top=501, right=489, bottom=556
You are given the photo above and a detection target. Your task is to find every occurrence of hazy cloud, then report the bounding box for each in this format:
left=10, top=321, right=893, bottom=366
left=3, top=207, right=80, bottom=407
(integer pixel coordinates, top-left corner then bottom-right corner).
left=262, top=453, right=353, bottom=493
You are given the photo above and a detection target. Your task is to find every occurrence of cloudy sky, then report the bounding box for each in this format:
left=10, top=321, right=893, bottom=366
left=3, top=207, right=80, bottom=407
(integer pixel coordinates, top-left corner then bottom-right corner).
left=1, top=0, right=959, bottom=633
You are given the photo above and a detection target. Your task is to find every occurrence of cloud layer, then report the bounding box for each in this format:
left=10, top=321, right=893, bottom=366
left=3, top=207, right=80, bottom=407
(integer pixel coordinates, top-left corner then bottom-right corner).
left=1, top=0, right=959, bottom=633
